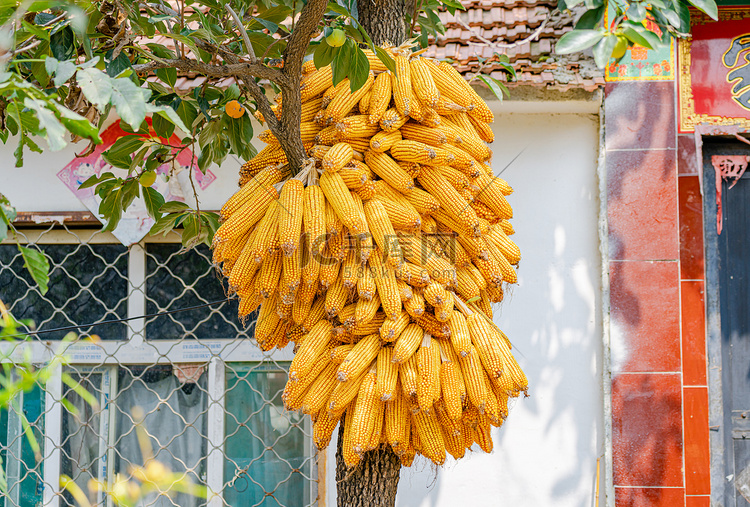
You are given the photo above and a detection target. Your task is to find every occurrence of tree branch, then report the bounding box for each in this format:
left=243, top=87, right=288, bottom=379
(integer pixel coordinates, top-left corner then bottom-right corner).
left=132, top=58, right=286, bottom=84
left=224, top=4, right=257, bottom=61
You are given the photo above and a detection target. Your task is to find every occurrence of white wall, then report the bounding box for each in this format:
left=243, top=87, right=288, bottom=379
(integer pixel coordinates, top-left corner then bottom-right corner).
left=326, top=111, right=603, bottom=507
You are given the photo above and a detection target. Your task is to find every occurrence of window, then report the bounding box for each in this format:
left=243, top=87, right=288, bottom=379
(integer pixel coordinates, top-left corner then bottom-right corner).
left=0, top=226, right=318, bottom=507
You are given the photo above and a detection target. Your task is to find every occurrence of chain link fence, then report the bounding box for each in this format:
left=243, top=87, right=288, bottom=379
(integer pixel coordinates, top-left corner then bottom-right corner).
left=0, top=224, right=319, bottom=507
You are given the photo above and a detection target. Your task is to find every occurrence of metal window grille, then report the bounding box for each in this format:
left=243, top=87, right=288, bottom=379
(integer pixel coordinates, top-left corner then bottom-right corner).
left=0, top=225, right=320, bottom=507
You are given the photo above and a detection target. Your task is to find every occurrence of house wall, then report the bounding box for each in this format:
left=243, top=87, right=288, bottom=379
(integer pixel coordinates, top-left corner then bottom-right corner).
left=604, top=76, right=710, bottom=506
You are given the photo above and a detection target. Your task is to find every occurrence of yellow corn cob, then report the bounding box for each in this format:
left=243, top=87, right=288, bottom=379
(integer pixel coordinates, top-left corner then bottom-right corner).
left=313, top=408, right=341, bottom=450
left=460, top=344, right=490, bottom=412
left=300, top=66, right=333, bottom=101
left=320, top=171, right=367, bottom=235
left=337, top=332, right=381, bottom=382
left=400, top=354, right=419, bottom=399
left=421, top=108, right=442, bottom=128
left=484, top=283, right=504, bottom=303
left=410, top=58, right=440, bottom=107
left=474, top=415, right=494, bottom=453
left=355, top=179, right=377, bottom=202
left=435, top=403, right=466, bottom=459
left=331, top=344, right=355, bottom=364
left=364, top=151, right=415, bottom=194
left=283, top=344, right=332, bottom=410
left=282, top=240, right=302, bottom=293
left=325, top=72, right=374, bottom=125
left=434, top=96, right=468, bottom=116
left=227, top=238, right=261, bottom=293
left=315, top=125, right=340, bottom=145
left=336, top=115, right=380, bottom=139
left=288, top=320, right=334, bottom=381
left=404, top=288, right=426, bottom=318
left=309, top=144, right=330, bottom=162
left=213, top=184, right=277, bottom=245
left=471, top=200, right=500, bottom=223
left=355, top=292, right=380, bottom=325
left=413, top=408, right=446, bottom=465
left=349, top=368, right=379, bottom=454
left=359, top=90, right=372, bottom=114
left=400, top=123, right=447, bottom=147
left=380, top=107, right=409, bottom=132
left=408, top=89, right=425, bottom=121
left=486, top=227, right=520, bottom=265
left=416, top=333, right=436, bottom=412
left=390, top=139, right=439, bottom=165
left=467, top=113, right=494, bottom=143
left=392, top=323, right=423, bottom=364
left=302, top=185, right=326, bottom=285
left=418, top=169, right=481, bottom=237
left=399, top=160, right=421, bottom=178
left=352, top=312, right=386, bottom=336
left=402, top=189, right=439, bottom=217
left=240, top=144, right=287, bottom=177
left=324, top=276, right=348, bottom=319
left=386, top=387, right=410, bottom=451
left=367, top=393, right=385, bottom=452
left=342, top=404, right=360, bottom=467
left=369, top=130, right=403, bottom=152
left=364, top=199, right=403, bottom=268
left=302, top=59, right=317, bottom=74
left=376, top=347, right=398, bottom=401
left=259, top=122, right=321, bottom=145
left=398, top=262, right=431, bottom=287
left=368, top=251, right=402, bottom=320
left=439, top=339, right=467, bottom=398
left=322, top=142, right=354, bottom=173
left=437, top=62, right=494, bottom=122
left=440, top=360, right=465, bottom=421
left=424, top=281, right=449, bottom=307
left=302, top=296, right=327, bottom=333
left=220, top=165, right=286, bottom=220
left=238, top=291, right=262, bottom=318
left=357, top=261, right=376, bottom=300
left=338, top=165, right=368, bottom=190
left=277, top=179, right=304, bottom=256
left=380, top=310, right=410, bottom=342
left=435, top=295, right=454, bottom=323
left=323, top=79, right=349, bottom=107
left=257, top=250, right=283, bottom=299
left=291, top=282, right=316, bottom=325
left=392, top=54, right=412, bottom=116
left=339, top=247, right=358, bottom=289
left=487, top=246, right=517, bottom=284
left=415, top=312, right=451, bottom=340
left=454, top=268, right=480, bottom=303
left=368, top=71, right=393, bottom=126
left=302, top=363, right=339, bottom=415
left=473, top=172, right=514, bottom=219
left=396, top=279, right=413, bottom=302
left=254, top=299, right=281, bottom=349
left=378, top=198, right=421, bottom=231
left=318, top=250, right=341, bottom=290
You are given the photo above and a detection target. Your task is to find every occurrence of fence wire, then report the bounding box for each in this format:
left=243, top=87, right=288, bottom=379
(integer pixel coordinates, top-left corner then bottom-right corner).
left=0, top=225, right=319, bottom=507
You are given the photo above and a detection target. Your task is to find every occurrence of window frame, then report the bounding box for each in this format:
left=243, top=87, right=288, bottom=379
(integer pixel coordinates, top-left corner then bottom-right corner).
left=1, top=229, right=318, bottom=507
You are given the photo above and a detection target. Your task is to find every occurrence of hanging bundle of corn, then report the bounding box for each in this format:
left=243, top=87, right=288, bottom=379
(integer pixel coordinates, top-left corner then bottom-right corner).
left=212, top=44, right=527, bottom=468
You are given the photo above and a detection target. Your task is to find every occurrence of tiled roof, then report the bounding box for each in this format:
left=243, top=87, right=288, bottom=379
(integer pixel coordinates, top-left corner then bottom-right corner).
left=423, top=0, right=605, bottom=92
left=164, top=1, right=603, bottom=94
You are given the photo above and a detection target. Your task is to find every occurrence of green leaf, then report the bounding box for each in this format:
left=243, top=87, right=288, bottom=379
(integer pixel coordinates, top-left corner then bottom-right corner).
left=621, top=26, right=653, bottom=49
left=555, top=29, right=605, bottom=54
left=593, top=33, right=617, bottom=68
left=55, top=105, right=102, bottom=144
left=477, top=74, right=509, bottom=100
left=314, top=38, right=337, bottom=70
left=147, top=104, right=190, bottom=135
left=575, top=5, right=605, bottom=29
left=110, top=77, right=151, bottom=130
left=152, top=113, right=175, bottom=139
left=626, top=2, right=647, bottom=22
left=19, top=245, right=50, bottom=294
left=103, top=135, right=143, bottom=169
left=142, top=186, right=165, bottom=219
left=332, top=39, right=354, bottom=86
left=77, top=67, right=113, bottom=110
left=372, top=46, right=396, bottom=74
left=149, top=213, right=178, bottom=236
left=98, top=187, right=124, bottom=231
left=348, top=45, right=370, bottom=92
left=78, top=172, right=115, bottom=189
left=160, top=201, right=191, bottom=213
left=23, top=98, right=66, bottom=151
left=155, top=67, right=177, bottom=88
left=50, top=26, right=75, bottom=61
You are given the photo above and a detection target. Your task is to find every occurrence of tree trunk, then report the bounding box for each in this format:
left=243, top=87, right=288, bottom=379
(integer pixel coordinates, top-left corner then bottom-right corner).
left=356, top=0, right=408, bottom=46
left=335, top=413, right=402, bottom=507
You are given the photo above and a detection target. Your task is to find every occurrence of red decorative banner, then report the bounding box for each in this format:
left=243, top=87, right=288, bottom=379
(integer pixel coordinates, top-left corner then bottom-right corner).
left=678, top=8, right=750, bottom=132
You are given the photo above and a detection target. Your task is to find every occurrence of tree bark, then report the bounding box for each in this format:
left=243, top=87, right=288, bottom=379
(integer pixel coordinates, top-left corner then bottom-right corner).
left=333, top=8, right=408, bottom=506
left=335, top=413, right=402, bottom=507
left=356, top=0, right=408, bottom=46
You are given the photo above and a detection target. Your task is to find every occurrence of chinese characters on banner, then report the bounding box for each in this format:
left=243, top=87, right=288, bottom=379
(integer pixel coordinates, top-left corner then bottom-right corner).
left=678, top=8, right=750, bottom=132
